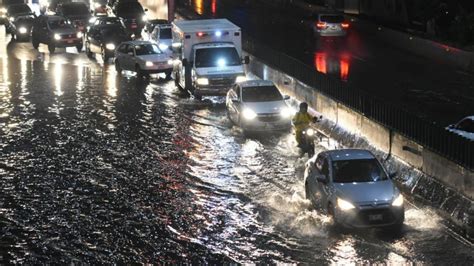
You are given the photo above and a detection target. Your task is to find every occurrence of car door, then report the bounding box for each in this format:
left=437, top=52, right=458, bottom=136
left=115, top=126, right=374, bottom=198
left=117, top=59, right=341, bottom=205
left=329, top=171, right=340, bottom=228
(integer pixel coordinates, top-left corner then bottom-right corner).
left=316, top=156, right=331, bottom=206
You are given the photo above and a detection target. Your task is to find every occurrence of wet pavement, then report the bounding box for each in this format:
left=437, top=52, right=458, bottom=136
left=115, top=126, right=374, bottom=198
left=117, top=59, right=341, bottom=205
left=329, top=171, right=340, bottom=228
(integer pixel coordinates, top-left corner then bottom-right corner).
left=174, top=0, right=474, bottom=126
left=0, top=26, right=473, bottom=263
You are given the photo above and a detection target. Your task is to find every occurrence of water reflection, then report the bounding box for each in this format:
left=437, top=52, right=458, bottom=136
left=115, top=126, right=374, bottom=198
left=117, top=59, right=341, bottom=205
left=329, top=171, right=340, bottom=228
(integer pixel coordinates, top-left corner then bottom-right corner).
left=314, top=52, right=351, bottom=81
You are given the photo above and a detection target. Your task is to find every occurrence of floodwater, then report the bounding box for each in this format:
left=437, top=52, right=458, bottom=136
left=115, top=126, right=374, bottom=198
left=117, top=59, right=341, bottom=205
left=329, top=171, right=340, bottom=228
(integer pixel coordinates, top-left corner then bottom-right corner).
left=0, top=29, right=473, bottom=263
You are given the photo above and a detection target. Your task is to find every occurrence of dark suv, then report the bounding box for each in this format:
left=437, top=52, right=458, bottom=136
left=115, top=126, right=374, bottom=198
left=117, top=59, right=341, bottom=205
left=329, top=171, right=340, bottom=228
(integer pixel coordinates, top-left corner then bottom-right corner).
left=56, top=2, right=91, bottom=32
left=31, top=15, right=83, bottom=53
left=85, top=17, right=131, bottom=61
left=113, top=1, right=147, bottom=36
left=5, top=3, right=35, bottom=41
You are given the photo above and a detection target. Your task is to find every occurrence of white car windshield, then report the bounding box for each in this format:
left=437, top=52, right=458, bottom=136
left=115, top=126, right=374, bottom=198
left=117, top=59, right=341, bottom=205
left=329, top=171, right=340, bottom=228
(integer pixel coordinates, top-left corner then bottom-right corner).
left=242, top=86, right=283, bottom=102
left=332, top=159, right=388, bottom=183
left=48, top=19, right=70, bottom=29
left=135, top=44, right=162, bottom=55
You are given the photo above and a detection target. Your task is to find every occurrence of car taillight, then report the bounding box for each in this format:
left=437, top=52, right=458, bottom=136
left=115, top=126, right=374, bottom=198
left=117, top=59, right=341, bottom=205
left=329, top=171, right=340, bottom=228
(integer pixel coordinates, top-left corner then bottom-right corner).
left=341, top=23, right=349, bottom=29
left=316, top=22, right=327, bottom=29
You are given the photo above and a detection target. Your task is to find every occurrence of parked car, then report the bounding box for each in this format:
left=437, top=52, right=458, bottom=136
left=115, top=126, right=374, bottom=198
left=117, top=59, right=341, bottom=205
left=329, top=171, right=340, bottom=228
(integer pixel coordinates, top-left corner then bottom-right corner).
left=85, top=17, right=131, bottom=61
left=304, top=149, right=405, bottom=230
left=114, top=41, right=173, bottom=78
left=446, top=116, right=474, bottom=140
left=149, top=22, right=172, bottom=54
left=112, top=0, right=147, bottom=36
left=56, top=2, right=91, bottom=32
left=5, top=3, right=35, bottom=41
left=31, top=15, right=83, bottom=53
left=309, top=13, right=349, bottom=38
left=226, top=80, right=292, bottom=131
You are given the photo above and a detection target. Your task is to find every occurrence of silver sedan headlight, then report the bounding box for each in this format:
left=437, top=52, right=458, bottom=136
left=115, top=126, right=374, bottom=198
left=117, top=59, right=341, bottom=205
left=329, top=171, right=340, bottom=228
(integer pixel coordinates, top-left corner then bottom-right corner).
left=76, top=32, right=83, bottom=38
left=196, top=77, right=209, bottom=85
left=280, top=107, right=292, bottom=118
left=105, top=43, right=115, bottom=50
left=54, top=34, right=61, bottom=40
left=145, top=61, right=154, bottom=67
left=242, top=108, right=257, bottom=120
left=392, top=194, right=404, bottom=207
left=18, top=27, right=27, bottom=34
left=337, top=198, right=355, bottom=211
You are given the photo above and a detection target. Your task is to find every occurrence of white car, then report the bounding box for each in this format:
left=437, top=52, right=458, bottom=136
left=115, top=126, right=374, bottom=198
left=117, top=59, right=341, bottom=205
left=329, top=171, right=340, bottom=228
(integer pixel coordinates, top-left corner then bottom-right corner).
left=226, top=80, right=292, bottom=131
left=114, top=41, right=173, bottom=78
left=149, top=23, right=172, bottom=55
left=446, top=116, right=474, bottom=140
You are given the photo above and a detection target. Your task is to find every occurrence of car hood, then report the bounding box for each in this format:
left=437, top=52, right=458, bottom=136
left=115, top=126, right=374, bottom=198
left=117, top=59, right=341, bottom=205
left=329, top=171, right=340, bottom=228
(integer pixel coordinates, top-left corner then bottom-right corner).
left=243, top=101, right=288, bottom=115
left=334, top=180, right=396, bottom=204
left=137, top=54, right=170, bottom=62
left=195, top=65, right=244, bottom=76
left=54, top=28, right=77, bottom=35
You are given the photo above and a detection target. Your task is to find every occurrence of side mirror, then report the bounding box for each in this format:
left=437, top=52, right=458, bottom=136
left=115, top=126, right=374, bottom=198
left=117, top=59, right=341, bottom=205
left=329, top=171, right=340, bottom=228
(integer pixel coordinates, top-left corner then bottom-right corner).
left=243, top=55, right=250, bottom=64
left=316, top=174, right=327, bottom=184
left=283, top=95, right=290, bottom=100
left=389, top=172, right=397, bottom=178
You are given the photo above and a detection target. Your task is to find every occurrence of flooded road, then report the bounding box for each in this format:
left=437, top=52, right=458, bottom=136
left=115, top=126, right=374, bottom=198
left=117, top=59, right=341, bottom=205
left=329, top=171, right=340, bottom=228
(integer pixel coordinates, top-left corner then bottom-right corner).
left=0, top=29, right=473, bottom=263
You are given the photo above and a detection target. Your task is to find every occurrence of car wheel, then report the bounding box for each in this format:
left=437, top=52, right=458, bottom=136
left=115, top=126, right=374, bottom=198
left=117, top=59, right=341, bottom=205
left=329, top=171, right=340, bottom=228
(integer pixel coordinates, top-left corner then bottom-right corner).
left=115, top=60, right=122, bottom=74
left=85, top=42, right=93, bottom=58
left=48, top=44, right=55, bottom=54
left=76, top=44, right=83, bottom=52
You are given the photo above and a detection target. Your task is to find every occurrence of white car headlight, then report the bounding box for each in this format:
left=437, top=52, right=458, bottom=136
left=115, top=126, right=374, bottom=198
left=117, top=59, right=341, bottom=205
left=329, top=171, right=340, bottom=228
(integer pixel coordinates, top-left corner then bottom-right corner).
left=159, top=43, right=169, bottom=51
left=242, top=108, right=257, bottom=120
left=196, top=77, right=209, bottom=85
left=392, top=194, right=404, bottom=207
left=306, top=128, right=315, bottom=136
left=337, top=198, right=355, bottom=211
left=280, top=107, right=292, bottom=118
left=142, top=15, right=148, bottom=22
left=9, top=17, right=14, bottom=22
left=54, top=33, right=61, bottom=40
left=145, top=61, right=154, bottom=67
left=235, top=75, right=247, bottom=83
left=167, top=59, right=173, bottom=65
left=76, top=32, right=83, bottom=38
left=105, top=43, right=115, bottom=50
left=89, top=17, right=96, bottom=24
left=18, top=27, right=27, bottom=34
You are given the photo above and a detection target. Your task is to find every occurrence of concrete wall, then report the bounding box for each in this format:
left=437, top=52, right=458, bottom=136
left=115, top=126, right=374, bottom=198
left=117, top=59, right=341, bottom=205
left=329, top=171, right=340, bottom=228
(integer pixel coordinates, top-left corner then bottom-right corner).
left=248, top=55, right=473, bottom=200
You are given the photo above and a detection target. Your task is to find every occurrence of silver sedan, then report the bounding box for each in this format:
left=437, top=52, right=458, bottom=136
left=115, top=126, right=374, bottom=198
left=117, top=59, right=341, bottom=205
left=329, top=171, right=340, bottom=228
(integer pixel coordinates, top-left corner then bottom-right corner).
left=304, top=149, right=405, bottom=230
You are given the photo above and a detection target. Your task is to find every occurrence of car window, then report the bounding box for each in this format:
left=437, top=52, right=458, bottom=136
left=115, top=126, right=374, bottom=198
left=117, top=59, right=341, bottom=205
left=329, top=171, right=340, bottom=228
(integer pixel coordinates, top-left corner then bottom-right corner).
left=457, top=119, right=474, bottom=133
left=134, top=44, right=162, bottom=55
left=126, top=45, right=134, bottom=55
left=321, top=159, right=329, bottom=177
left=242, top=86, right=283, bottom=102
left=160, top=28, right=172, bottom=39
left=48, top=19, right=69, bottom=29
left=116, top=2, right=144, bottom=16
left=118, top=44, right=128, bottom=53
left=332, top=159, right=388, bottom=183
left=320, top=15, right=344, bottom=23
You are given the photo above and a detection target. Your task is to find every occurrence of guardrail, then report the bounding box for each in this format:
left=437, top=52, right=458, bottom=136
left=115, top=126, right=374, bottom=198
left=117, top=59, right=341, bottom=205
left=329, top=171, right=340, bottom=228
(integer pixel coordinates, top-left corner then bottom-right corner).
left=242, top=34, right=473, bottom=170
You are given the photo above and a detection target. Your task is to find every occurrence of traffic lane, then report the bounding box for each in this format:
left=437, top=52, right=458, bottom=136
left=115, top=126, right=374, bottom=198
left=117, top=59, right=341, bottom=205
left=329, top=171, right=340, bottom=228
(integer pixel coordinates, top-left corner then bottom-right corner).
left=174, top=0, right=474, bottom=125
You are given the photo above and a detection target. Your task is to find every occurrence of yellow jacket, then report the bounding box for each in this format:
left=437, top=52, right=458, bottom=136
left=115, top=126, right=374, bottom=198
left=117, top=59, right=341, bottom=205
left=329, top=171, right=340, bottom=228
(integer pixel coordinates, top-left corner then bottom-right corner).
left=292, top=112, right=313, bottom=132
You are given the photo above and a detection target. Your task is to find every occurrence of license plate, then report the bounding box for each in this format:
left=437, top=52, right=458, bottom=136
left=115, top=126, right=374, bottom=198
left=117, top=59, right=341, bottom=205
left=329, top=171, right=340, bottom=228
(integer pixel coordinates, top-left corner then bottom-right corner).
left=67, top=40, right=74, bottom=43
left=368, top=214, right=383, bottom=221
left=131, top=25, right=137, bottom=29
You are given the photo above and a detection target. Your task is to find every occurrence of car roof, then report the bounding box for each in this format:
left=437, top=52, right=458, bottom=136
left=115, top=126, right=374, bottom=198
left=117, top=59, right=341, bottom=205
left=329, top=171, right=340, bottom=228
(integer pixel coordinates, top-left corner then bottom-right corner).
left=323, top=149, right=375, bottom=161
left=121, top=40, right=154, bottom=45
left=239, top=80, right=275, bottom=88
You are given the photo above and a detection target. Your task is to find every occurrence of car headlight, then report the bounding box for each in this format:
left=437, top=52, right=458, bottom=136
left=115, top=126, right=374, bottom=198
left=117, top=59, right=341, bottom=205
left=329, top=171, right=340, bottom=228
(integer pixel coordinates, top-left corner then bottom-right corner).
left=280, top=107, right=292, bottom=118
left=54, top=34, right=61, bottom=40
left=1, top=8, right=7, bottom=13
left=159, top=43, right=169, bottom=51
left=306, top=128, right=315, bottom=136
left=105, top=43, right=115, bottom=50
left=196, top=77, right=209, bottom=85
left=76, top=32, right=83, bottom=38
left=18, top=27, right=27, bottom=34
left=337, top=198, right=355, bottom=211
left=242, top=108, right=257, bottom=120
left=9, top=17, right=14, bottom=22
left=142, top=15, right=148, bottom=22
left=392, top=194, right=404, bottom=207
left=89, top=17, right=96, bottom=24
left=145, top=61, right=154, bottom=67
left=235, top=75, right=247, bottom=83
left=167, top=59, right=173, bottom=65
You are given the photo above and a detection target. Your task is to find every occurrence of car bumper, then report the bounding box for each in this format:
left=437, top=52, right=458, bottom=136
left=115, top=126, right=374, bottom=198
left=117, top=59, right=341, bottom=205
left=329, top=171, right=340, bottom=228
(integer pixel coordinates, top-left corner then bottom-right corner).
left=315, top=29, right=347, bottom=37
left=334, top=206, right=405, bottom=228
left=53, top=38, right=82, bottom=47
left=142, top=66, right=173, bottom=74
left=241, top=118, right=291, bottom=131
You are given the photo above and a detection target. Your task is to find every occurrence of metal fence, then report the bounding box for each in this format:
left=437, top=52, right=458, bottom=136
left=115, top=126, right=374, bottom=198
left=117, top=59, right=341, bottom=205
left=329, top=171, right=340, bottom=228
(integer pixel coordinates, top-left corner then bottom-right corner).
left=242, top=35, right=473, bottom=170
